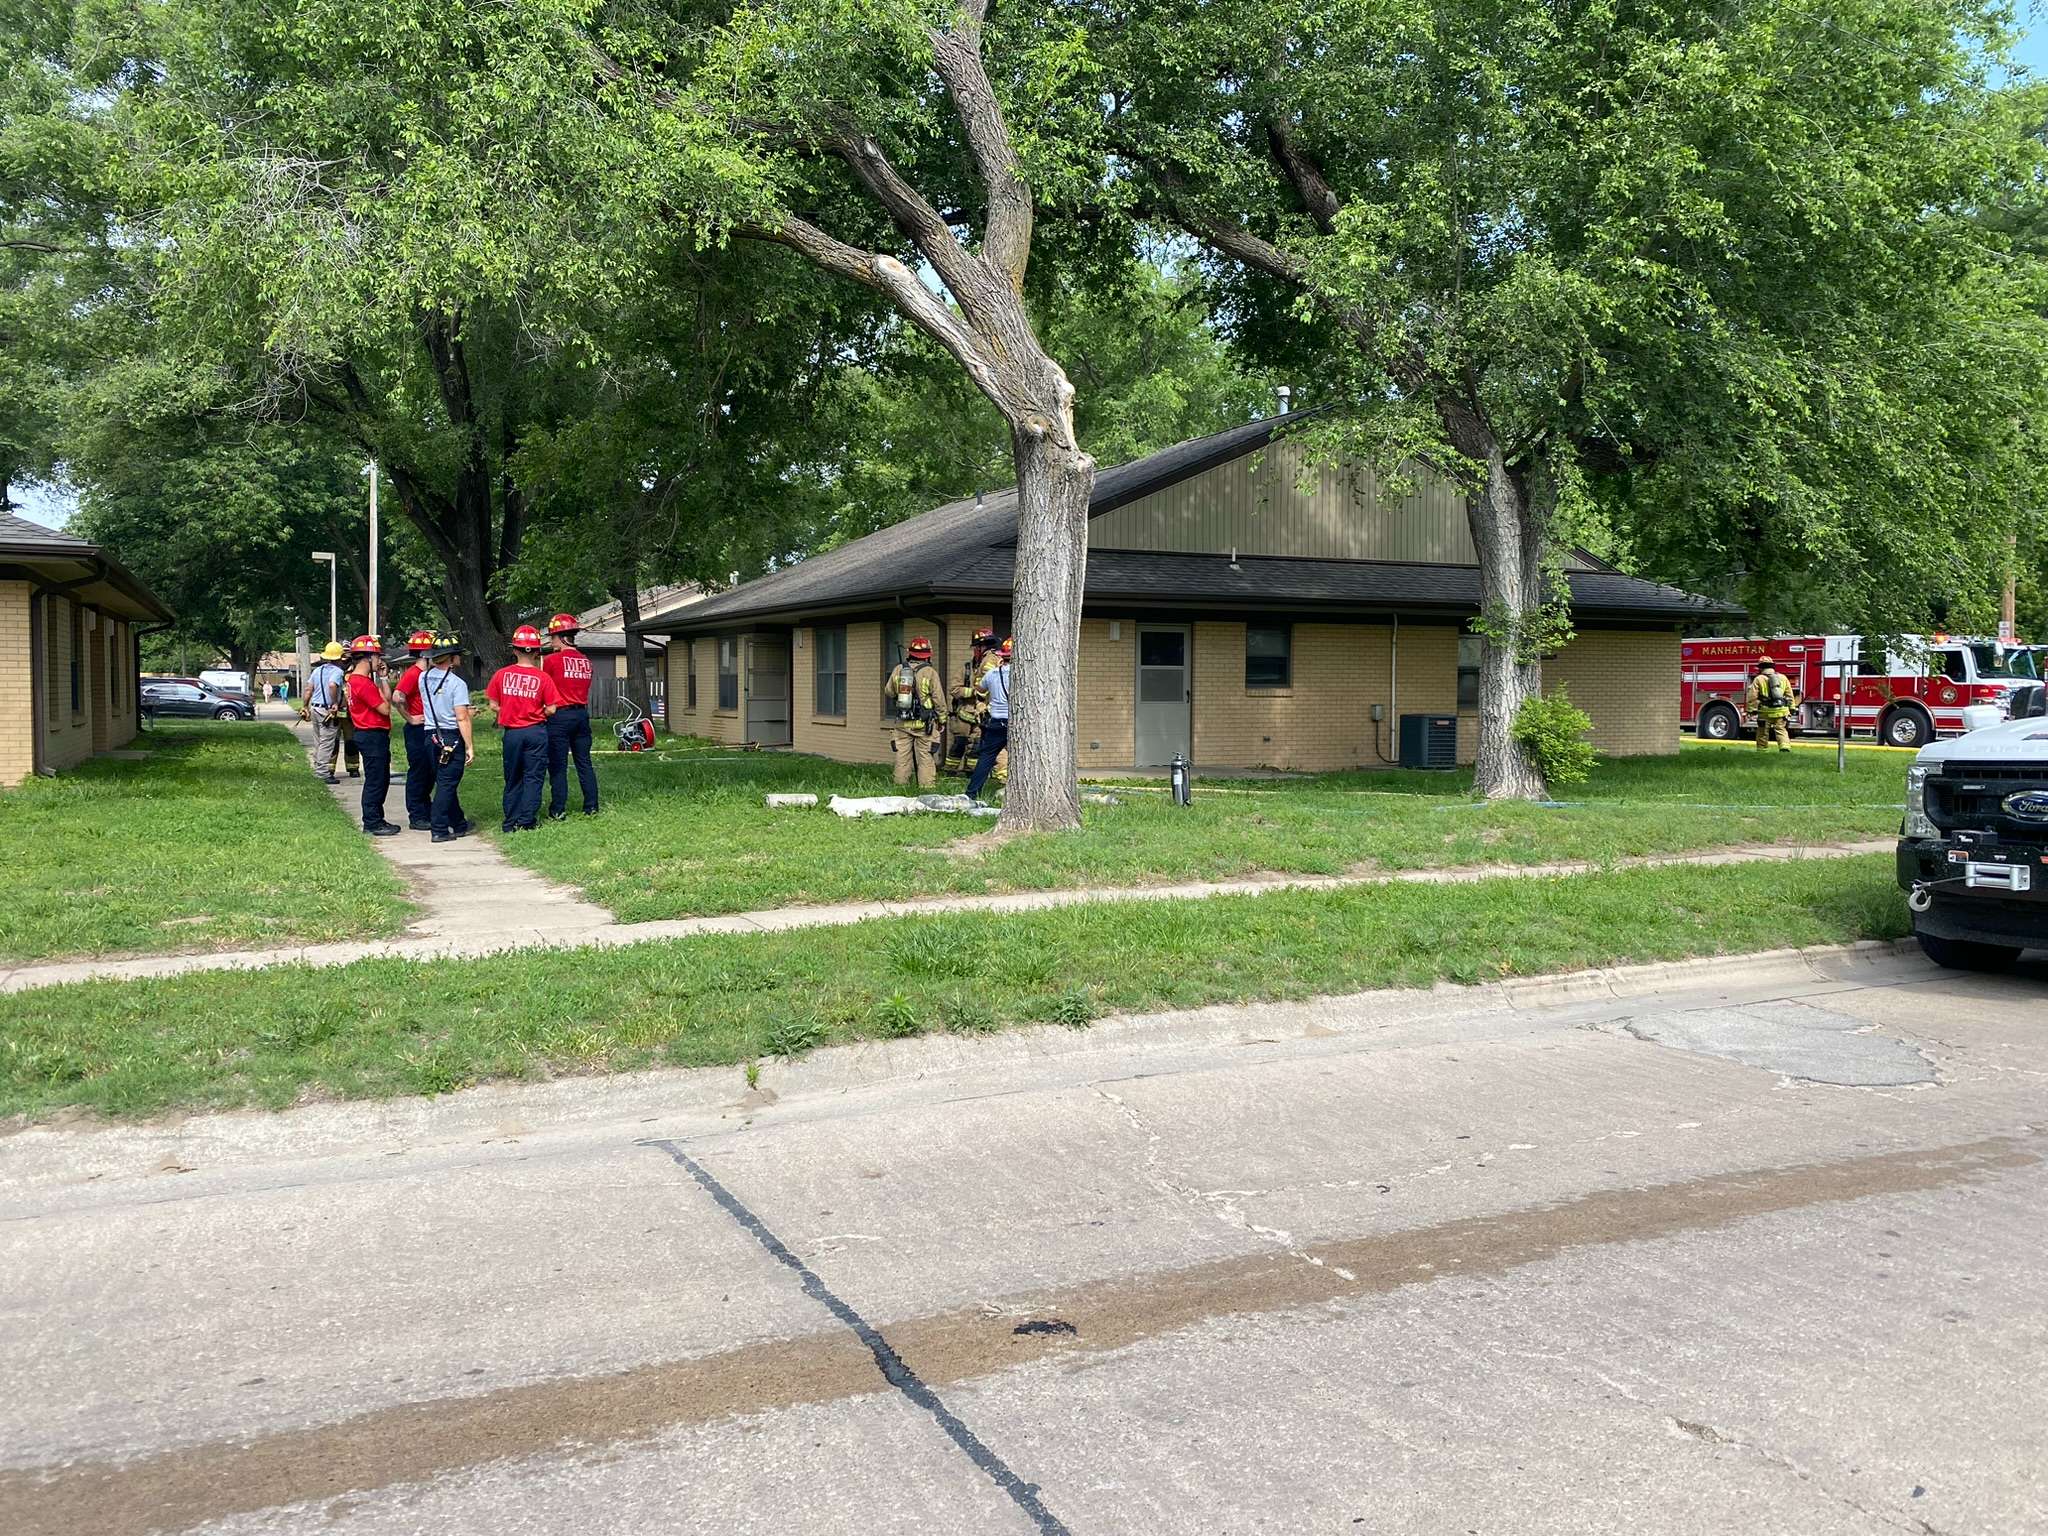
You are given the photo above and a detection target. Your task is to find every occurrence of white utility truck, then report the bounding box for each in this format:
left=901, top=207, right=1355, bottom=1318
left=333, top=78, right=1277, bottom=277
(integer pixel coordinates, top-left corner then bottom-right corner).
left=1898, top=682, right=2048, bottom=969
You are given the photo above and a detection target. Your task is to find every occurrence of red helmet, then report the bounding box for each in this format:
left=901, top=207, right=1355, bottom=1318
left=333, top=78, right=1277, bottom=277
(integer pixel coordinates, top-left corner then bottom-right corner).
left=348, top=634, right=382, bottom=657
left=406, top=628, right=436, bottom=652
left=971, top=627, right=997, bottom=650
left=907, top=636, right=933, bottom=660
left=511, top=624, right=546, bottom=651
left=999, top=637, right=1013, bottom=658
left=547, top=612, right=580, bottom=635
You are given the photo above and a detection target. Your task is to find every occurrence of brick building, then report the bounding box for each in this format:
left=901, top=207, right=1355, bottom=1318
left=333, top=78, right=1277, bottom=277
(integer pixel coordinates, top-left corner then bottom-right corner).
left=0, top=513, right=174, bottom=788
left=641, top=414, right=1735, bottom=772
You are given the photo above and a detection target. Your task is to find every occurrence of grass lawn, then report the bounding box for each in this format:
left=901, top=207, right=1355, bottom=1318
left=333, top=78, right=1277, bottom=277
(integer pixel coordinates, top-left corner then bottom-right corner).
left=481, top=733, right=1908, bottom=922
left=0, top=853, right=1907, bottom=1121
left=0, top=723, right=412, bottom=962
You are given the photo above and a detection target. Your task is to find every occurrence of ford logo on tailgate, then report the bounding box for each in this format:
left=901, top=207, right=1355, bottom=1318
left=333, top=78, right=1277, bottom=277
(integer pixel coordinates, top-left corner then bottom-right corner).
left=2002, top=790, right=2048, bottom=823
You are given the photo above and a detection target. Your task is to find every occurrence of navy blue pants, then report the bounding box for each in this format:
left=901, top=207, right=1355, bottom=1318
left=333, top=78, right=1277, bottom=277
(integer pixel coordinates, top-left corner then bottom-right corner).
left=355, top=728, right=392, bottom=829
left=430, top=743, right=468, bottom=836
left=965, top=718, right=1008, bottom=801
left=546, top=705, right=598, bottom=816
left=402, top=723, right=438, bottom=826
left=501, top=724, right=548, bottom=830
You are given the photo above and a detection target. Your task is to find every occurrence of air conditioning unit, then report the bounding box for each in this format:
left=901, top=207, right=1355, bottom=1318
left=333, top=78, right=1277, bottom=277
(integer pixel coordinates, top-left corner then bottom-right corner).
left=1398, top=713, right=1458, bottom=769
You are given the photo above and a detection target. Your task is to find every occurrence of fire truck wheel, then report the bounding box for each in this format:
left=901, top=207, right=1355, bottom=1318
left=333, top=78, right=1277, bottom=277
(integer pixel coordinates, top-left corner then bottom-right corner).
left=1698, top=703, right=1739, bottom=740
left=1880, top=706, right=1931, bottom=749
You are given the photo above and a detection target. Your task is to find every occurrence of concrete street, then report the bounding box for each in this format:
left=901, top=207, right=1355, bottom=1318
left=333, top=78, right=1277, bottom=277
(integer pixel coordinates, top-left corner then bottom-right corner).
left=2, top=945, right=2044, bottom=1535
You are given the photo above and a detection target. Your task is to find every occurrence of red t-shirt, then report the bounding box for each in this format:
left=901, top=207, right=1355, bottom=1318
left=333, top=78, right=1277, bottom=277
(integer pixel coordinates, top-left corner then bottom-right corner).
left=542, top=646, right=594, bottom=707
left=392, top=663, right=426, bottom=724
left=486, top=664, right=561, bottom=729
left=347, top=672, right=390, bottom=731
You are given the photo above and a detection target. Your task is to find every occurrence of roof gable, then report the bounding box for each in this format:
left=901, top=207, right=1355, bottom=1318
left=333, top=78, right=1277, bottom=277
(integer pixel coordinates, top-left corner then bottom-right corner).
left=644, top=411, right=1733, bottom=630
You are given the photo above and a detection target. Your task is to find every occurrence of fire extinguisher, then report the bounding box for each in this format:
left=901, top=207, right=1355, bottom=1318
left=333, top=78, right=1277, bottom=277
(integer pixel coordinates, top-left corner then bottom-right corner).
left=1170, top=751, right=1192, bottom=807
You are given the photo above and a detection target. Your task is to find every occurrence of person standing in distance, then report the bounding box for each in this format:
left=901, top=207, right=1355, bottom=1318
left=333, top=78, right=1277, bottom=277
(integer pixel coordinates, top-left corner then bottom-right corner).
left=964, top=637, right=1012, bottom=804
left=420, top=635, right=476, bottom=842
left=541, top=612, right=599, bottom=819
left=484, top=624, right=561, bottom=832
left=345, top=635, right=402, bottom=836
left=392, top=629, right=440, bottom=830
left=302, top=640, right=349, bottom=783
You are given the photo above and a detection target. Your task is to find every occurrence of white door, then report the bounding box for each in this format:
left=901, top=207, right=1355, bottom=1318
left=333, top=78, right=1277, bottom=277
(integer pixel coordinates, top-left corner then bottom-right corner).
left=1135, top=625, right=1192, bottom=767
left=745, top=636, right=791, bottom=746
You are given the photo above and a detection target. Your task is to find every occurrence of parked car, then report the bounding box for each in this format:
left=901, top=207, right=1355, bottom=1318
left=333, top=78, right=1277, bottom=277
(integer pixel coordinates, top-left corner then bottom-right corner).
left=1897, top=682, right=2048, bottom=969
left=141, top=680, right=255, bottom=721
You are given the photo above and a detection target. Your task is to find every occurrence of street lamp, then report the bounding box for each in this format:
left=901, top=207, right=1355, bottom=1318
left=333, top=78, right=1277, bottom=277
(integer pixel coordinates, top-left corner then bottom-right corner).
left=359, top=462, right=379, bottom=638
left=310, top=552, right=336, bottom=642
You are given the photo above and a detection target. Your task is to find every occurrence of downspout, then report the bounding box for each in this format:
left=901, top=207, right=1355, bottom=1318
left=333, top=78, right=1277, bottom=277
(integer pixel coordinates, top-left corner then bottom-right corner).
left=1375, top=613, right=1401, bottom=765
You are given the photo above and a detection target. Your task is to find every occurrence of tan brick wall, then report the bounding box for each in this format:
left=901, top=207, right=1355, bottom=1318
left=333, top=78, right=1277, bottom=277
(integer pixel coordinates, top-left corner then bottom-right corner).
left=1545, top=627, right=1680, bottom=757
left=1076, top=617, right=1136, bottom=768
left=42, top=594, right=95, bottom=774
left=667, top=636, right=748, bottom=745
left=669, top=611, right=1678, bottom=771
left=0, top=582, right=33, bottom=787
left=108, top=619, right=136, bottom=750
left=792, top=622, right=894, bottom=766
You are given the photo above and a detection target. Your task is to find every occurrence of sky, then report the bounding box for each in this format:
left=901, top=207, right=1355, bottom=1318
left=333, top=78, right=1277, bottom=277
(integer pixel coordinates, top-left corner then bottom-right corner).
left=10, top=12, right=2048, bottom=534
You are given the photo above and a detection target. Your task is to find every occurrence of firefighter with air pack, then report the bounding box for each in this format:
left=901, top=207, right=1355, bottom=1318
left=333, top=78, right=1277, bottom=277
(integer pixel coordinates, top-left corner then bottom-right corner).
left=1748, top=654, right=1800, bottom=752
left=884, top=636, right=944, bottom=788
left=944, top=627, right=999, bottom=775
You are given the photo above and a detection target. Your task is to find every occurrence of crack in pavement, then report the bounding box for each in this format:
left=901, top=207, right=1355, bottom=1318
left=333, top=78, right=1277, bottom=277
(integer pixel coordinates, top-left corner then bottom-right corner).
left=3, top=1132, right=2034, bottom=1536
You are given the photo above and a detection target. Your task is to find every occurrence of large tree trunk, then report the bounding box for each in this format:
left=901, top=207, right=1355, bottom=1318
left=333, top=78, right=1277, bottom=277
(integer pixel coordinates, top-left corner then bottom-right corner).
left=1448, top=408, right=1550, bottom=801
left=1004, top=427, right=1093, bottom=833
left=612, top=580, right=650, bottom=703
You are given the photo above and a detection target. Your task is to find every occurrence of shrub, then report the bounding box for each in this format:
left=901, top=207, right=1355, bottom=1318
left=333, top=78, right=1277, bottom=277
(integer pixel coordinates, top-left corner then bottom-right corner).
left=874, top=991, right=923, bottom=1038
left=1511, top=685, right=1598, bottom=788
left=765, top=1011, right=828, bottom=1058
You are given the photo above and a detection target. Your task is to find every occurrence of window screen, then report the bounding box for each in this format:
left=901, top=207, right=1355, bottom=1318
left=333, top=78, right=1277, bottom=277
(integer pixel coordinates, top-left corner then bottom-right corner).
left=1457, top=634, right=1483, bottom=711
left=814, top=625, right=848, bottom=717
left=685, top=641, right=698, bottom=710
left=717, top=638, right=738, bottom=711
left=1245, top=625, right=1291, bottom=688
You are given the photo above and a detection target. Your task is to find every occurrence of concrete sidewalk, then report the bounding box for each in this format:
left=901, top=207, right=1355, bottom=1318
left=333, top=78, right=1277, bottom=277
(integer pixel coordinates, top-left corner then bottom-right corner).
left=300, top=716, right=616, bottom=945
left=0, top=836, right=1895, bottom=994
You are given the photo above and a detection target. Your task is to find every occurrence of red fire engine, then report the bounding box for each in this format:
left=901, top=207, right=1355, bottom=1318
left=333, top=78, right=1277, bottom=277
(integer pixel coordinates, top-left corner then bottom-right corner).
left=1680, top=635, right=2041, bottom=747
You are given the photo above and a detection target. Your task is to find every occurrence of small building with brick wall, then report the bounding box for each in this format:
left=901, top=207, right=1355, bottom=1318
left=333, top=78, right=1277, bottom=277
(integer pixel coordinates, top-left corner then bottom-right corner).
left=637, top=414, right=1736, bottom=772
left=0, top=512, right=174, bottom=788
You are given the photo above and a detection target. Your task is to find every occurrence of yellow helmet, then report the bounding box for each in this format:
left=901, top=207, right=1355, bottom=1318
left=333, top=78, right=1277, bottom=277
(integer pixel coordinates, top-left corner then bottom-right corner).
left=321, top=641, right=346, bottom=661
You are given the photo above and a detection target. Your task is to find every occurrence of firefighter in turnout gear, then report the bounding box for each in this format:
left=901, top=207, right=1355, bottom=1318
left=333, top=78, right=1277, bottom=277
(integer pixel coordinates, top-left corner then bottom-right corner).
left=885, top=636, right=944, bottom=788
left=944, top=627, right=999, bottom=774
left=1748, top=656, right=1799, bottom=751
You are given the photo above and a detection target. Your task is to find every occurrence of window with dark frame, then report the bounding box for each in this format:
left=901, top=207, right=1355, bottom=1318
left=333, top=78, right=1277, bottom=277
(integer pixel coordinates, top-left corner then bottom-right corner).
left=1457, top=634, right=1483, bottom=711
left=685, top=641, right=698, bottom=711
left=69, top=604, right=83, bottom=713
left=717, top=637, right=738, bottom=711
left=881, top=620, right=903, bottom=719
left=814, top=624, right=848, bottom=717
left=1245, top=624, right=1291, bottom=689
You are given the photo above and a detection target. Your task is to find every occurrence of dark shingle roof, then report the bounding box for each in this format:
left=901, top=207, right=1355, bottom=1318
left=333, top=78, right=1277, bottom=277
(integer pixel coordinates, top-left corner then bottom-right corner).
left=0, top=511, right=96, bottom=554
left=645, top=411, right=1737, bottom=631
left=948, top=547, right=1733, bottom=621
left=0, top=510, right=175, bottom=621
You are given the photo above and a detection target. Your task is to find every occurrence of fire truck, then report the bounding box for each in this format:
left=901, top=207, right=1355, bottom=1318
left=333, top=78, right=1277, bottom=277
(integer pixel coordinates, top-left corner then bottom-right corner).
left=1680, top=635, right=2042, bottom=748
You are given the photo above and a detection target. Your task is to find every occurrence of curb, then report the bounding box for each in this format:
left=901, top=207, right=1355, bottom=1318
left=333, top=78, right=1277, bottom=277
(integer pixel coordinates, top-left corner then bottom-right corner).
left=0, top=940, right=1935, bottom=1168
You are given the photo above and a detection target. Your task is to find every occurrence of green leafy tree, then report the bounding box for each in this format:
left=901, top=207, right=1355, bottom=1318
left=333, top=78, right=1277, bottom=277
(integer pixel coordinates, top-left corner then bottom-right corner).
left=1086, top=0, right=2048, bottom=794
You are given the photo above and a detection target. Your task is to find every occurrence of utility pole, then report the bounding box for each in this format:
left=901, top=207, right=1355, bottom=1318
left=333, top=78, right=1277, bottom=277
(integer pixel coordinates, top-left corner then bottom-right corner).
left=363, top=462, right=380, bottom=638
left=2000, top=531, right=2018, bottom=642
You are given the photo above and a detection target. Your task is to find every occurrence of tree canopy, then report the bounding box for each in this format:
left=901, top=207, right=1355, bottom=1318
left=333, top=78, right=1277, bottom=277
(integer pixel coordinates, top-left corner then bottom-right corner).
left=3, top=0, right=2046, bottom=792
